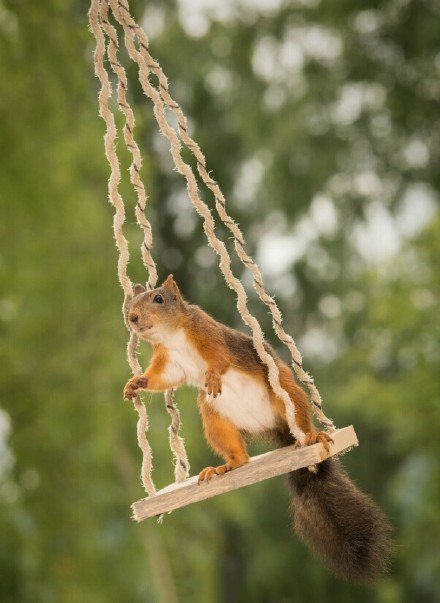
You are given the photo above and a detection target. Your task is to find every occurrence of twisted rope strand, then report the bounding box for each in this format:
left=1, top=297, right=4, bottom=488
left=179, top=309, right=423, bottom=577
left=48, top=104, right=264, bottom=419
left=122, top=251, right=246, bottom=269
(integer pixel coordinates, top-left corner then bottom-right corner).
left=99, top=1, right=189, bottom=485
left=116, top=0, right=335, bottom=433
left=96, top=0, right=189, bottom=488
left=165, top=389, right=190, bottom=482
left=99, top=0, right=157, bottom=291
left=89, top=0, right=156, bottom=496
left=109, top=0, right=305, bottom=445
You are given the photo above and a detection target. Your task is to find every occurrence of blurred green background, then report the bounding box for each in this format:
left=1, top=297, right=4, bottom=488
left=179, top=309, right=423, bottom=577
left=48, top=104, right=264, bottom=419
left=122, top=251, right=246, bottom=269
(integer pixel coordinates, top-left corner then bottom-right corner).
left=1, top=0, right=439, bottom=601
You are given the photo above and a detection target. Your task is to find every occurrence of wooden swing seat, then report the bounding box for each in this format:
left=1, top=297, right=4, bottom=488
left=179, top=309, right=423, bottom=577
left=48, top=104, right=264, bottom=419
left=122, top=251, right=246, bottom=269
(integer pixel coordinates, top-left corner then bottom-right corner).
left=132, top=425, right=358, bottom=521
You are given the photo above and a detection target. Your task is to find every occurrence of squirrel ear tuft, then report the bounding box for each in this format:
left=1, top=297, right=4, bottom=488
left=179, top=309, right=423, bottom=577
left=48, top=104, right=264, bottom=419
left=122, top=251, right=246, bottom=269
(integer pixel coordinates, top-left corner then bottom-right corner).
left=133, top=283, right=146, bottom=296
left=162, top=274, right=182, bottom=301
left=162, top=274, right=175, bottom=290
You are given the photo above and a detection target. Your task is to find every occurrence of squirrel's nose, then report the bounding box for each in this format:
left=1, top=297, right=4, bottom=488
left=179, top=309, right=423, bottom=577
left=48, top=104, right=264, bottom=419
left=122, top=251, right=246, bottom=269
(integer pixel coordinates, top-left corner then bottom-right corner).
left=129, top=312, right=139, bottom=324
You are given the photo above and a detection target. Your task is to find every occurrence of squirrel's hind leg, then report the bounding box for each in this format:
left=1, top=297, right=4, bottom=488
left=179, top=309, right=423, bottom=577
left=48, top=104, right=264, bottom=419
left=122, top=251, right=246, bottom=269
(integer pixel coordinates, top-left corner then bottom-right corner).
left=197, top=391, right=249, bottom=483
left=271, top=365, right=332, bottom=452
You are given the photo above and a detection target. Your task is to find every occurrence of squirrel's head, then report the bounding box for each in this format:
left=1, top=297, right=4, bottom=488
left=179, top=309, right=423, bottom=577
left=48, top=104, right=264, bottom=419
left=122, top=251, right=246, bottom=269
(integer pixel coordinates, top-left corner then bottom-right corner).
left=128, top=275, right=186, bottom=343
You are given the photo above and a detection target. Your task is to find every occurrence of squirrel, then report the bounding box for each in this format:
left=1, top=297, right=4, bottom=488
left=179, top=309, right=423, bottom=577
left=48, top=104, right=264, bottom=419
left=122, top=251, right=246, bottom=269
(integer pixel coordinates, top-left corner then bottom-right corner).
left=123, top=275, right=392, bottom=582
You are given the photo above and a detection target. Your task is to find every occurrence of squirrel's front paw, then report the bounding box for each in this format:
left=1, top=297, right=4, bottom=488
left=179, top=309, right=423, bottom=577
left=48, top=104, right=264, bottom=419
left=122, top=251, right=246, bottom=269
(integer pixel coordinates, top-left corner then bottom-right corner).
left=204, top=369, right=222, bottom=398
left=123, top=375, right=148, bottom=400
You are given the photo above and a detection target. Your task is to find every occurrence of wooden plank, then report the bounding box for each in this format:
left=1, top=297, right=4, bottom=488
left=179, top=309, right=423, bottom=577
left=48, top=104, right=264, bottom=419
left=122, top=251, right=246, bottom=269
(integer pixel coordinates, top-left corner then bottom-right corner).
left=132, top=426, right=358, bottom=522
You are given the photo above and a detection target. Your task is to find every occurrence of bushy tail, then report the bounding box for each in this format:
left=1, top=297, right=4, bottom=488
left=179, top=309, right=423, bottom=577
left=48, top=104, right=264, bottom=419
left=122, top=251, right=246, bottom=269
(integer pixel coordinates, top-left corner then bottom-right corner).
left=273, top=424, right=392, bottom=583
left=288, top=459, right=392, bottom=582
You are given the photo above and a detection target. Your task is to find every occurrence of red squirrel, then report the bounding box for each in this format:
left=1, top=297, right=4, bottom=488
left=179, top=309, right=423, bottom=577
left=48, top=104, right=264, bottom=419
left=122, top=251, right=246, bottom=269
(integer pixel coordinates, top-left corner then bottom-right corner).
left=123, top=275, right=391, bottom=582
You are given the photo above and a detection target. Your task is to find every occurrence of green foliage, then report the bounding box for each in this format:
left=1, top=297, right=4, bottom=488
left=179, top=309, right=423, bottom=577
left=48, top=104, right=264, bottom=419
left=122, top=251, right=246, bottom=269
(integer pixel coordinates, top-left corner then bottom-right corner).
left=0, top=0, right=439, bottom=601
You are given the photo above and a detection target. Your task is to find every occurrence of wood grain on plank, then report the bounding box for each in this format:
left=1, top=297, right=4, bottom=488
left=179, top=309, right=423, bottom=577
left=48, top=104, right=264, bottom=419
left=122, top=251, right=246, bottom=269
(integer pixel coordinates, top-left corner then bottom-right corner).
left=132, top=426, right=358, bottom=521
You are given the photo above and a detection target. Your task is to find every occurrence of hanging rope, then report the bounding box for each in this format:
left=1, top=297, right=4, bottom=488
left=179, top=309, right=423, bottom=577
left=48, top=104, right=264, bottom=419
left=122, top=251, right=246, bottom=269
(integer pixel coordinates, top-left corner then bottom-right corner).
left=88, top=0, right=157, bottom=497
left=98, top=0, right=156, bottom=289
left=95, top=0, right=190, bottom=492
left=165, top=389, right=190, bottom=482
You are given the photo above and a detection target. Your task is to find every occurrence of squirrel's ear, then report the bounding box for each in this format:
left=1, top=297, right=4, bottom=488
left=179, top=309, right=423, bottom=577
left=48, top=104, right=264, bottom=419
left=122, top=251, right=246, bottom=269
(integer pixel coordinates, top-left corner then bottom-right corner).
left=162, top=274, right=182, bottom=301
left=133, top=283, right=146, bottom=296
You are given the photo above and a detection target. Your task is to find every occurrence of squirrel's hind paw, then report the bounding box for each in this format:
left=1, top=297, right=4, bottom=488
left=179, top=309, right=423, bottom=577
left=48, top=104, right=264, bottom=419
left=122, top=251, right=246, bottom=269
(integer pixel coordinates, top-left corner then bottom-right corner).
left=295, top=430, right=333, bottom=453
left=198, top=464, right=231, bottom=484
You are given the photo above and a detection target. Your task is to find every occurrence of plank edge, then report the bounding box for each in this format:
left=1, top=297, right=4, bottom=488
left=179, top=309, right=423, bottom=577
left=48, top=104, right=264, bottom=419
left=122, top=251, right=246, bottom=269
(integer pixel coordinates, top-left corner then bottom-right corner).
left=131, top=425, right=358, bottom=522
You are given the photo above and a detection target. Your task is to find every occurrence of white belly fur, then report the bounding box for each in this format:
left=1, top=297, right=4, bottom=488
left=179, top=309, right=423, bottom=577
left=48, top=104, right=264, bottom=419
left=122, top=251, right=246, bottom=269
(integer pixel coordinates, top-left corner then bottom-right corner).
left=160, top=328, right=207, bottom=387
left=160, top=328, right=276, bottom=433
left=209, top=368, right=276, bottom=433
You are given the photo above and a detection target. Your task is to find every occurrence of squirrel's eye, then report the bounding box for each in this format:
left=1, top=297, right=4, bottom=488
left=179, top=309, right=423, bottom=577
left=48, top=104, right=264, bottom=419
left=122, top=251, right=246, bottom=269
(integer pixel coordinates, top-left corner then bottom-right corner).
left=153, top=294, right=164, bottom=304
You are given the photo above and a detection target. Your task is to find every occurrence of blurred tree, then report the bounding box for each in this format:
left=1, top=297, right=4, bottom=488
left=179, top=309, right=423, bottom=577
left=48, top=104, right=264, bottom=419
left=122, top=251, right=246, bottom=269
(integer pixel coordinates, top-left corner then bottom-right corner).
left=0, top=0, right=438, bottom=602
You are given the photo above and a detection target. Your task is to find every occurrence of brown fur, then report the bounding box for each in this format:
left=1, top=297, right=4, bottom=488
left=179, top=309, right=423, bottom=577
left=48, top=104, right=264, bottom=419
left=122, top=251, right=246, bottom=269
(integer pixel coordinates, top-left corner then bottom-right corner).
left=124, top=276, right=392, bottom=582
left=197, top=391, right=250, bottom=481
